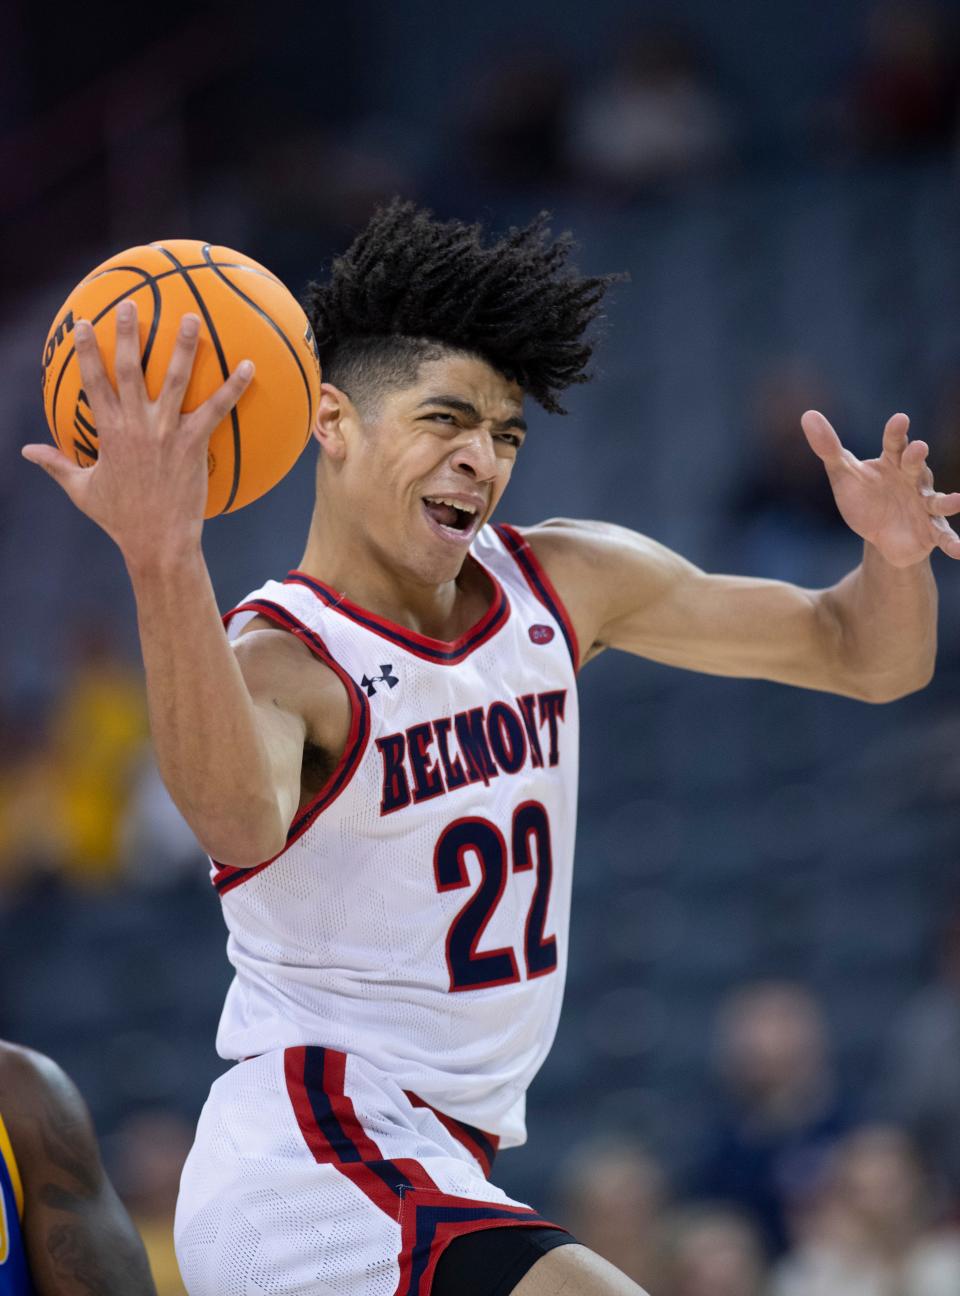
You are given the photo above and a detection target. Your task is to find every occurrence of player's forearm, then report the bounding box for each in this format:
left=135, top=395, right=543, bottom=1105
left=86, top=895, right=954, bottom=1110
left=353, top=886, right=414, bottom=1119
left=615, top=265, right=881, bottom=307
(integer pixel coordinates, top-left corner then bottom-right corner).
left=126, top=549, right=289, bottom=864
left=819, top=541, right=937, bottom=701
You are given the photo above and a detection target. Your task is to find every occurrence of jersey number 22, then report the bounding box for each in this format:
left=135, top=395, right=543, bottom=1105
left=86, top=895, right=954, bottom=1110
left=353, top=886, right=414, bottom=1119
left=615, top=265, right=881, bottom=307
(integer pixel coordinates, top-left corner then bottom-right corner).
left=434, top=800, right=558, bottom=992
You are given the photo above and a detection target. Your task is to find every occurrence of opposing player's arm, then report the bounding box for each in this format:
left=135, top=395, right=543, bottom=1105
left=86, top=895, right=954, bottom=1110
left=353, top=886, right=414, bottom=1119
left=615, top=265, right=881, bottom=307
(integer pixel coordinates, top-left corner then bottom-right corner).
left=0, top=1044, right=156, bottom=1296
left=525, top=518, right=936, bottom=702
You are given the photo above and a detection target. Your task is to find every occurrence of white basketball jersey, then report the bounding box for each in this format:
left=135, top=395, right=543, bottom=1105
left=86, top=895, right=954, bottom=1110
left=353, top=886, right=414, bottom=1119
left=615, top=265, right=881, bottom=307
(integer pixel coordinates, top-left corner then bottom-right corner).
left=212, top=524, right=579, bottom=1148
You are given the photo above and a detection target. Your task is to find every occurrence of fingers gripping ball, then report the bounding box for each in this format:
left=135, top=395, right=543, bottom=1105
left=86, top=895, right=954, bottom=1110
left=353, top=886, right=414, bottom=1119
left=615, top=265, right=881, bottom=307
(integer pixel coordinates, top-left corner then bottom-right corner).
left=40, top=240, right=322, bottom=517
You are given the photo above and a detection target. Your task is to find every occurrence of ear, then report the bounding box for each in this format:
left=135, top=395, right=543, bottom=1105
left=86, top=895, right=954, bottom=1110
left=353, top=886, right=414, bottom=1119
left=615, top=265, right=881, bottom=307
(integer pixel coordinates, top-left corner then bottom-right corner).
left=312, top=383, right=357, bottom=460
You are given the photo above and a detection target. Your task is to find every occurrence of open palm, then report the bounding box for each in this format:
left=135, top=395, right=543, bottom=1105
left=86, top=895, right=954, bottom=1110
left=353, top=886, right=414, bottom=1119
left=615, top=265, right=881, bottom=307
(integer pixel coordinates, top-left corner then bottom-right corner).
left=801, top=410, right=960, bottom=567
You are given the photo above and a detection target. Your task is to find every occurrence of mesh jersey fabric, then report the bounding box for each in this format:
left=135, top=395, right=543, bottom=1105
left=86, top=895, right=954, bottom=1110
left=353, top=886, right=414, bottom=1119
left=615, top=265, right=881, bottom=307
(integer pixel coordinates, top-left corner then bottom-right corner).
left=174, top=1047, right=566, bottom=1296
left=211, top=524, right=580, bottom=1148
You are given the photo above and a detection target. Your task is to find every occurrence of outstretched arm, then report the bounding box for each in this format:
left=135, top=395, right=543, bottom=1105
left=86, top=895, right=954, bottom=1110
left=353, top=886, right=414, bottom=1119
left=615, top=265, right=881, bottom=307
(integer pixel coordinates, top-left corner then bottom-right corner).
left=22, top=304, right=347, bottom=867
left=0, top=1044, right=156, bottom=1296
left=523, top=411, right=953, bottom=701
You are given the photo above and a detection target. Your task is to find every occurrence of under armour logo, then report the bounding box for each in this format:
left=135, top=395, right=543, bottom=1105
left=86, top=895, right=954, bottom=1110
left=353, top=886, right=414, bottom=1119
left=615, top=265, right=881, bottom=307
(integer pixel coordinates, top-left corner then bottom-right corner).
left=361, top=665, right=400, bottom=697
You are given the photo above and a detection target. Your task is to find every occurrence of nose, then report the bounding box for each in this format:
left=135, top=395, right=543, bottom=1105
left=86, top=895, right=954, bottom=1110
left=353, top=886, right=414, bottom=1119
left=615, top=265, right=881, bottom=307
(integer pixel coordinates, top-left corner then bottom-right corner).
left=452, top=427, right=498, bottom=482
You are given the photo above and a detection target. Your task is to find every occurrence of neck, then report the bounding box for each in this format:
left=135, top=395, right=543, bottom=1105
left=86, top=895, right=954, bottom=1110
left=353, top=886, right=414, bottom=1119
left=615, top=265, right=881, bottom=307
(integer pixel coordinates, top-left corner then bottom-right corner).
left=744, top=1069, right=832, bottom=1129
left=297, top=498, right=487, bottom=641
left=860, top=1215, right=920, bottom=1261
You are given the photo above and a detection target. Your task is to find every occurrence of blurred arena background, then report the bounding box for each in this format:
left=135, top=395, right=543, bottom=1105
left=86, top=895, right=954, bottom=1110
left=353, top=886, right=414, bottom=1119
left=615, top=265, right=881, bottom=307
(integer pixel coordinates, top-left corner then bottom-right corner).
left=3, top=1, right=960, bottom=1292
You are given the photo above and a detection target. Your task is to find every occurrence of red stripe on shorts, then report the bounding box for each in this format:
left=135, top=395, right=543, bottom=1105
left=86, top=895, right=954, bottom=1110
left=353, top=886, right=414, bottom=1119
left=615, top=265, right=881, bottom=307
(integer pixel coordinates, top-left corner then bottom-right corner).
left=284, top=1046, right=436, bottom=1222
left=397, top=1195, right=560, bottom=1296
left=404, top=1092, right=500, bottom=1177
left=320, top=1049, right=385, bottom=1161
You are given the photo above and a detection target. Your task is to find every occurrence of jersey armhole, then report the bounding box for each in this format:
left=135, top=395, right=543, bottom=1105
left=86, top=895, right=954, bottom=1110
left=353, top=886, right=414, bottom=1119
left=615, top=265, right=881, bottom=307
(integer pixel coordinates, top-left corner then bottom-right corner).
left=212, top=598, right=371, bottom=896
left=493, top=525, right=581, bottom=672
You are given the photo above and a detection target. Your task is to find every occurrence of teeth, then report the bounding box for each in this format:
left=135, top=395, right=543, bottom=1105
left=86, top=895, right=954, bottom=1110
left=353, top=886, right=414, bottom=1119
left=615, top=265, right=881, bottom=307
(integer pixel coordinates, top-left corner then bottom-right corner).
left=425, top=496, right=478, bottom=515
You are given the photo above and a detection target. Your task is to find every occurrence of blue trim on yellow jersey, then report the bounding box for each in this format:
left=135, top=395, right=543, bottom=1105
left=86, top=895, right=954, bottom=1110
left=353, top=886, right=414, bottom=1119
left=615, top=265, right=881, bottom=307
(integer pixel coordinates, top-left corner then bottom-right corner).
left=0, top=1115, right=35, bottom=1295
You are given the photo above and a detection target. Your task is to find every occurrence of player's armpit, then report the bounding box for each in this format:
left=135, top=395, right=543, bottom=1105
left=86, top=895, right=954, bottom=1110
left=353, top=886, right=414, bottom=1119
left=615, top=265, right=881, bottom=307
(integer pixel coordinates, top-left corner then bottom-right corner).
left=521, top=518, right=909, bottom=700
left=1, top=1046, right=157, bottom=1296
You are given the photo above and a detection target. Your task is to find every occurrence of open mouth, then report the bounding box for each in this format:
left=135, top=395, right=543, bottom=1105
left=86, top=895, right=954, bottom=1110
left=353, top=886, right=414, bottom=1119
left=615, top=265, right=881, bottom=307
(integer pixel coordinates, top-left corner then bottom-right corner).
left=422, top=496, right=481, bottom=540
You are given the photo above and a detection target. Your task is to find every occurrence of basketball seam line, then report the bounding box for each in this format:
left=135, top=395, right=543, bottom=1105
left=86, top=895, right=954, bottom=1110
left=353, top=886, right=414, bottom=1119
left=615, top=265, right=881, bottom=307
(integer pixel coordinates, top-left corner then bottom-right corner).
left=200, top=243, right=314, bottom=435
left=152, top=244, right=243, bottom=514
left=140, top=274, right=163, bottom=375
left=84, top=260, right=283, bottom=288
left=46, top=257, right=282, bottom=495
left=50, top=265, right=161, bottom=460
left=48, top=256, right=273, bottom=473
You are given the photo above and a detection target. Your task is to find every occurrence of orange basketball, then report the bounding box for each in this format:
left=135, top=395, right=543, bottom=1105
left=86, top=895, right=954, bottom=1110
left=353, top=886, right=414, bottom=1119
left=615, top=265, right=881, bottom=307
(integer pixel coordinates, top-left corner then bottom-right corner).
left=40, top=239, right=322, bottom=517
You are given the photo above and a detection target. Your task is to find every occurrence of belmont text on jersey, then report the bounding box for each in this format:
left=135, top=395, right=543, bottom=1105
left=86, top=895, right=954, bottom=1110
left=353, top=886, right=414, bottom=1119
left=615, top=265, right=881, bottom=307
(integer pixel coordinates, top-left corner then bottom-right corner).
left=211, top=524, right=580, bottom=1148
left=376, top=690, right=568, bottom=813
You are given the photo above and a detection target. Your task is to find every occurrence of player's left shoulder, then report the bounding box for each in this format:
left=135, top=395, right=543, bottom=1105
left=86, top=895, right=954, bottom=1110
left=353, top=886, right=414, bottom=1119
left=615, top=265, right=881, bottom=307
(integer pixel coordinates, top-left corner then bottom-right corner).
left=504, top=516, right=617, bottom=577
left=0, top=1040, right=78, bottom=1111
left=509, top=516, right=661, bottom=570
left=504, top=518, right=636, bottom=667
left=507, top=518, right=696, bottom=666
left=0, top=1040, right=98, bottom=1172
left=0, top=1040, right=59, bottom=1118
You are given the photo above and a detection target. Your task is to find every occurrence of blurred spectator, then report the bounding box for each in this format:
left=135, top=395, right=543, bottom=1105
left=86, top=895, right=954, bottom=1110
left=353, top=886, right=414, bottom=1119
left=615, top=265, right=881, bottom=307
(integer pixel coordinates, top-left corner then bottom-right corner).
left=724, top=357, right=850, bottom=582
left=927, top=365, right=960, bottom=495
left=769, top=1125, right=960, bottom=1295
left=660, top=1205, right=766, bottom=1296
left=876, top=909, right=960, bottom=1199
left=121, top=751, right=206, bottom=889
left=814, top=2, right=960, bottom=162
left=0, top=703, right=65, bottom=892
left=112, top=1109, right=194, bottom=1296
left=51, top=619, right=149, bottom=886
left=924, top=366, right=960, bottom=658
left=846, top=3, right=960, bottom=159
left=553, top=1135, right=668, bottom=1290
left=246, top=118, right=421, bottom=269
left=565, top=22, right=734, bottom=200
left=455, top=49, right=574, bottom=191
left=688, top=981, right=855, bottom=1256
left=0, top=620, right=151, bottom=895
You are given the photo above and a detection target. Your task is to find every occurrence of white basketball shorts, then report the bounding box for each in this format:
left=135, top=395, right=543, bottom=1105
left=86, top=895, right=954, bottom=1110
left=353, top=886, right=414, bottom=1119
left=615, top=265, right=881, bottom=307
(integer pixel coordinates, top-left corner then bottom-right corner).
left=174, top=1047, right=562, bottom=1295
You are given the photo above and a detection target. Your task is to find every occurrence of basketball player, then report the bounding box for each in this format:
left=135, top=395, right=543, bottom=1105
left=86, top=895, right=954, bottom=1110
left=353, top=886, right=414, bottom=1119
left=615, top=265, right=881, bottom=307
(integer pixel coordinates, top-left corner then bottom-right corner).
left=22, top=203, right=960, bottom=1295
left=0, top=1039, right=156, bottom=1295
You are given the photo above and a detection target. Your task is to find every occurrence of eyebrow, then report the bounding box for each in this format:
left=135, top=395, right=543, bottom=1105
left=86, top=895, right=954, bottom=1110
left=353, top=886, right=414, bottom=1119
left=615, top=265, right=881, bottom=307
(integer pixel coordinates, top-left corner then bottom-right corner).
left=416, top=395, right=527, bottom=434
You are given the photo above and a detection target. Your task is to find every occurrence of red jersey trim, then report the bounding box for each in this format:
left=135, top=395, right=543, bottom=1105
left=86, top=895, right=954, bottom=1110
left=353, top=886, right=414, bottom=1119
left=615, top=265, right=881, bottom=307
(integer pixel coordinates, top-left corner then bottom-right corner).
left=404, top=1091, right=500, bottom=1178
left=211, top=599, right=370, bottom=895
left=283, top=558, right=510, bottom=665
left=493, top=525, right=581, bottom=671
left=397, top=1194, right=562, bottom=1296
left=283, top=1045, right=559, bottom=1296
left=284, top=1045, right=436, bottom=1221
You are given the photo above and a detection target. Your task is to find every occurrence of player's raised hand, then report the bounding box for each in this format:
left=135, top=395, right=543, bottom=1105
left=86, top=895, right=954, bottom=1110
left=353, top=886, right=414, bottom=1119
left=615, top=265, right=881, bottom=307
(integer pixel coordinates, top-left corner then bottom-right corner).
left=22, top=300, right=253, bottom=569
left=800, top=409, right=960, bottom=566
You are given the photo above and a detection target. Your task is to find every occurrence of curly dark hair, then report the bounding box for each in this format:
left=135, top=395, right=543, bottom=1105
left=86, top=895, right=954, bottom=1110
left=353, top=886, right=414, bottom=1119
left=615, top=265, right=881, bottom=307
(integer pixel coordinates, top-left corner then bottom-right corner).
left=302, top=200, right=622, bottom=415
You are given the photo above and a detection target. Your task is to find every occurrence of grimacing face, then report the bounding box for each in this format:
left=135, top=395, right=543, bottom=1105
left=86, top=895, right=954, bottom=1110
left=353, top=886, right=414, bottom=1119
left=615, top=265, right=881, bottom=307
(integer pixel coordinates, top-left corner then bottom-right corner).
left=331, top=353, right=527, bottom=587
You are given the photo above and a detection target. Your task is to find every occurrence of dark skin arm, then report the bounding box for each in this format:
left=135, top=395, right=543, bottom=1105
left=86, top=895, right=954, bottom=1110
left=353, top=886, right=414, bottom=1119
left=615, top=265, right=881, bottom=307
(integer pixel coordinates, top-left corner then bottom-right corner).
left=0, top=1043, right=156, bottom=1296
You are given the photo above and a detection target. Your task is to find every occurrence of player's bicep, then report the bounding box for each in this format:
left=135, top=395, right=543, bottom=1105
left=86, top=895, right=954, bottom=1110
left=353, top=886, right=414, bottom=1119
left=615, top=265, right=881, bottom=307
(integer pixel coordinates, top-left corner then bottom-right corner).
left=536, top=520, right=840, bottom=690
left=607, top=565, right=836, bottom=687
left=231, top=619, right=352, bottom=834
left=11, top=1053, right=156, bottom=1296
left=27, top=1176, right=157, bottom=1296
left=248, top=693, right=309, bottom=831
left=231, top=623, right=312, bottom=830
